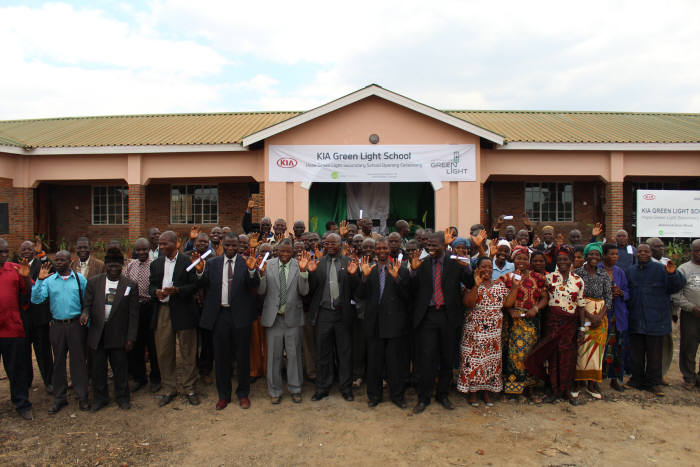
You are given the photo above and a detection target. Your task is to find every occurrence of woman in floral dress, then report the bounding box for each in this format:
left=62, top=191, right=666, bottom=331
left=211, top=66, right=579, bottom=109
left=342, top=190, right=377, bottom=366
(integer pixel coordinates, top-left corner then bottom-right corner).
left=458, top=257, right=518, bottom=406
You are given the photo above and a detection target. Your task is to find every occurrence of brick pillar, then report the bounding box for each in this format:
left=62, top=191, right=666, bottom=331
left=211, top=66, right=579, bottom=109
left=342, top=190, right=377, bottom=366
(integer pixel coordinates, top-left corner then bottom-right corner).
left=605, top=181, right=624, bottom=236
left=480, top=182, right=489, bottom=228
left=0, top=178, right=34, bottom=250
left=128, top=184, right=145, bottom=243
left=251, top=182, right=265, bottom=224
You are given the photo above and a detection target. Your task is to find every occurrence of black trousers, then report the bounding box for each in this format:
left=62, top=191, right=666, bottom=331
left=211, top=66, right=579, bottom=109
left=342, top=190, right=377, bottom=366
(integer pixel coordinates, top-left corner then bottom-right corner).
left=198, top=327, right=214, bottom=375
left=128, top=302, right=160, bottom=385
left=213, top=310, right=251, bottom=401
left=416, top=307, right=455, bottom=404
left=352, top=315, right=366, bottom=381
left=25, top=323, right=53, bottom=387
left=366, top=335, right=406, bottom=402
left=0, top=338, right=32, bottom=413
left=92, top=340, right=130, bottom=405
left=50, top=319, right=88, bottom=403
left=315, top=308, right=353, bottom=395
left=680, top=311, right=700, bottom=384
left=629, top=333, right=663, bottom=389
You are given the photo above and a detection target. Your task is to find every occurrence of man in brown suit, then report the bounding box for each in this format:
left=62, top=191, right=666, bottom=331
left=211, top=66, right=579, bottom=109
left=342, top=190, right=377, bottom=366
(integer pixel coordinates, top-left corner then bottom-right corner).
left=71, top=237, right=105, bottom=279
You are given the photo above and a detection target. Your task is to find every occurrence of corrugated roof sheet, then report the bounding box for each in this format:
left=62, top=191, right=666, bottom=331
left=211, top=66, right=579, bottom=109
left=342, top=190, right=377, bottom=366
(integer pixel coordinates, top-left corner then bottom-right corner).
left=0, top=108, right=699, bottom=149
left=448, top=110, right=700, bottom=143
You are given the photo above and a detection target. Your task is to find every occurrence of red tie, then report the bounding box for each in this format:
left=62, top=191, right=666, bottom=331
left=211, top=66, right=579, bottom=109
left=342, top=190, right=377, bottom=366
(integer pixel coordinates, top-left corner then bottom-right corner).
left=433, top=259, right=445, bottom=309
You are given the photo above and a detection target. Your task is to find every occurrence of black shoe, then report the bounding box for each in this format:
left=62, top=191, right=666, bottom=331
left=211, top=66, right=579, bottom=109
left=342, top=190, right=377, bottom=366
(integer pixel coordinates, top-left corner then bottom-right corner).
left=48, top=400, right=67, bottom=414
left=413, top=401, right=427, bottom=414
left=291, top=393, right=302, bottom=404
left=311, top=392, right=329, bottom=401
left=92, top=401, right=109, bottom=412
left=368, top=399, right=380, bottom=408
left=392, top=398, right=407, bottom=409
left=150, top=382, right=162, bottom=393
left=187, top=393, right=200, bottom=406
left=79, top=399, right=91, bottom=411
left=158, top=393, right=177, bottom=407
left=45, top=384, right=54, bottom=395
left=131, top=381, right=146, bottom=393
left=437, top=397, right=454, bottom=410
left=19, top=408, right=34, bottom=420
left=342, top=392, right=354, bottom=402
left=118, top=401, right=131, bottom=410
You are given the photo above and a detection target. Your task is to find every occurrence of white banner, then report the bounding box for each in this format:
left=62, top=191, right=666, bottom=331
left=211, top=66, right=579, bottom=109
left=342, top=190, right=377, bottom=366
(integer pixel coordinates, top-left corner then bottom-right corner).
left=269, top=144, right=476, bottom=183
left=636, top=190, right=700, bottom=237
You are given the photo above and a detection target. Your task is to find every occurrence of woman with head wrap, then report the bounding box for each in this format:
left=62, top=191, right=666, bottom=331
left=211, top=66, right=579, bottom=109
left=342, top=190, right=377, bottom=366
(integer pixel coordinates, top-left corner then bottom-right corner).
left=458, top=257, right=519, bottom=407
left=526, top=245, right=587, bottom=405
left=501, top=246, right=548, bottom=402
left=491, top=240, right=515, bottom=280
left=573, top=242, right=612, bottom=400
left=599, top=242, right=630, bottom=392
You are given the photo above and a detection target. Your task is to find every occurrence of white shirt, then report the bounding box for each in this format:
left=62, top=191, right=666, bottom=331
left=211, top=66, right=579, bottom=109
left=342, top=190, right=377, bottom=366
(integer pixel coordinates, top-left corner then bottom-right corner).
left=221, top=255, right=237, bottom=307
left=105, top=278, right=119, bottom=320
left=160, top=253, right=178, bottom=303
left=149, top=248, right=159, bottom=262
left=79, top=257, right=90, bottom=276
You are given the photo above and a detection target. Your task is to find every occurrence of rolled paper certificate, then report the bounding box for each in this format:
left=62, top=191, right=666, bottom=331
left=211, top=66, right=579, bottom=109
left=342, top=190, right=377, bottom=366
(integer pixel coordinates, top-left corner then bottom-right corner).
left=186, top=249, right=212, bottom=272
left=359, top=209, right=363, bottom=219
left=520, top=313, right=526, bottom=318
left=512, top=273, right=522, bottom=281
left=661, top=257, right=670, bottom=266
left=584, top=320, right=591, bottom=327
left=450, top=255, right=470, bottom=262
left=258, top=251, right=270, bottom=270
left=397, top=252, right=403, bottom=263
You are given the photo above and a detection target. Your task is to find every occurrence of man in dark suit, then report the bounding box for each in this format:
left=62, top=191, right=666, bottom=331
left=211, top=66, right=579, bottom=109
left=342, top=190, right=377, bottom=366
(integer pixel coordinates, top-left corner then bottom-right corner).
left=18, top=240, right=54, bottom=393
left=307, top=233, right=359, bottom=401
left=80, top=247, right=139, bottom=410
left=197, top=232, right=260, bottom=410
left=149, top=231, right=200, bottom=407
left=410, top=231, right=474, bottom=414
left=356, top=237, right=410, bottom=409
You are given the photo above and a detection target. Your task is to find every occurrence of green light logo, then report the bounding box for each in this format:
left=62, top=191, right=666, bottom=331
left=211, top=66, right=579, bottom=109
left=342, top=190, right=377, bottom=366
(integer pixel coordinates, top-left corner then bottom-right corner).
left=658, top=229, right=664, bottom=236
left=331, top=171, right=339, bottom=179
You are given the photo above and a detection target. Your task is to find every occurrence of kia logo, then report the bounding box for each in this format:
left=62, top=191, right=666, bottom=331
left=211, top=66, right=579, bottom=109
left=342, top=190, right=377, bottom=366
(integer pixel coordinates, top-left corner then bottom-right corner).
left=642, top=193, right=656, bottom=200
left=276, top=157, right=297, bottom=168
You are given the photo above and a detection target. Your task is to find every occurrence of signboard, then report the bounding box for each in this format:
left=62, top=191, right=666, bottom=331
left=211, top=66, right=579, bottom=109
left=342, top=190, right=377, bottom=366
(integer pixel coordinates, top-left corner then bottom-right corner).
left=269, top=144, right=476, bottom=183
left=636, top=190, right=700, bottom=237
left=0, top=203, right=7, bottom=235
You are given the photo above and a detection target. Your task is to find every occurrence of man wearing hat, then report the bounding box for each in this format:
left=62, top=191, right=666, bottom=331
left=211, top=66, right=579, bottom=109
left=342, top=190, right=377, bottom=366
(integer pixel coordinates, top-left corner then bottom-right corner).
left=80, top=247, right=139, bottom=410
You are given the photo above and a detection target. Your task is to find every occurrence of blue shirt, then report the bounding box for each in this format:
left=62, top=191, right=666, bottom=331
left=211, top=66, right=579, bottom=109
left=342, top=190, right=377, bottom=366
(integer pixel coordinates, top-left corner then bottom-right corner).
left=616, top=245, right=637, bottom=270
left=492, top=259, right=514, bottom=280
left=31, top=271, right=87, bottom=320
left=625, top=261, right=684, bottom=336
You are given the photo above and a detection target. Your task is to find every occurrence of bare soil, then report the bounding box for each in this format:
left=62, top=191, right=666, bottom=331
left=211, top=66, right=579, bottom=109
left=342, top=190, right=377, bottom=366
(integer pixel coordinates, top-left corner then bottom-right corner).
left=1, top=329, right=698, bottom=466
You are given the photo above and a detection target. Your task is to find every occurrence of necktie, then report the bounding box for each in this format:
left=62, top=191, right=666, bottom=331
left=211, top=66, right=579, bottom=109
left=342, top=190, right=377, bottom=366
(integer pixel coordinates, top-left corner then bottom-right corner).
left=279, top=262, right=287, bottom=313
left=433, top=259, right=445, bottom=309
left=227, top=258, right=234, bottom=305
left=329, top=257, right=339, bottom=302
left=378, top=264, right=386, bottom=303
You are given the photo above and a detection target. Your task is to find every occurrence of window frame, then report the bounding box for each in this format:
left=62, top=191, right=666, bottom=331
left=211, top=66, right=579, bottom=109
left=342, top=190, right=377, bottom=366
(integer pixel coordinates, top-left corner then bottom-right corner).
left=91, top=185, right=129, bottom=225
left=169, top=184, right=219, bottom=225
left=524, top=181, right=574, bottom=222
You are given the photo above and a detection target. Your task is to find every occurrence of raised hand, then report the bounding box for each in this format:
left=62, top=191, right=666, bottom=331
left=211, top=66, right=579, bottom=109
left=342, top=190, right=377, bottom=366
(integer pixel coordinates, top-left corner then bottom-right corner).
left=306, top=257, right=318, bottom=273
left=298, top=251, right=311, bottom=272
left=247, top=199, right=255, bottom=210
left=361, top=256, right=376, bottom=277
left=248, top=232, right=260, bottom=249
left=347, top=257, right=359, bottom=275
left=339, top=220, right=348, bottom=238
left=245, top=248, right=257, bottom=270
left=386, top=259, right=399, bottom=279
left=555, top=232, right=564, bottom=247
left=444, top=227, right=456, bottom=245
left=38, top=263, right=53, bottom=280
left=410, top=249, right=423, bottom=271
left=14, top=258, right=31, bottom=278
left=176, top=236, right=183, bottom=251
left=592, top=222, right=604, bottom=237
left=494, top=215, right=505, bottom=229
left=189, top=225, right=201, bottom=240
left=532, top=235, right=541, bottom=248
left=34, top=235, right=44, bottom=256
left=191, top=251, right=205, bottom=273
left=314, top=244, right=324, bottom=260
left=665, top=259, right=676, bottom=274
left=522, top=215, right=531, bottom=228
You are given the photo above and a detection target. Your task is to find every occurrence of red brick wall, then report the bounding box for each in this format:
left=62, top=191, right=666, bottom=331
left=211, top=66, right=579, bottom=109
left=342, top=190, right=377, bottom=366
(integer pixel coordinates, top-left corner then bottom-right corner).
left=606, top=182, right=624, bottom=238
left=0, top=178, right=34, bottom=251
left=488, top=181, right=598, bottom=237
left=128, top=184, right=145, bottom=243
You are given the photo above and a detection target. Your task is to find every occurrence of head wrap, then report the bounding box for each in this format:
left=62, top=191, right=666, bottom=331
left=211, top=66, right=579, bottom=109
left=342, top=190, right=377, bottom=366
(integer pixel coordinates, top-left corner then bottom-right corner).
left=542, top=225, right=554, bottom=232
left=496, top=239, right=511, bottom=252
left=452, top=237, right=468, bottom=247
left=557, top=244, right=574, bottom=260
left=583, top=242, right=603, bottom=258
left=511, top=245, right=530, bottom=261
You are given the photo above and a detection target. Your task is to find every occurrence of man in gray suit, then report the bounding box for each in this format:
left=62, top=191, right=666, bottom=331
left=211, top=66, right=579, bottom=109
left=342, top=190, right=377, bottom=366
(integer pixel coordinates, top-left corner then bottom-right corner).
left=258, top=239, right=312, bottom=404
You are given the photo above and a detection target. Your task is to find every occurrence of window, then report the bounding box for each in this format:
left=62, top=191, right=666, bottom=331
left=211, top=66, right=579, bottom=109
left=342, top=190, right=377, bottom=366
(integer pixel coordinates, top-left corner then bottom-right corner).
left=170, top=185, right=218, bottom=224
left=525, top=182, right=573, bottom=222
left=92, top=186, right=129, bottom=225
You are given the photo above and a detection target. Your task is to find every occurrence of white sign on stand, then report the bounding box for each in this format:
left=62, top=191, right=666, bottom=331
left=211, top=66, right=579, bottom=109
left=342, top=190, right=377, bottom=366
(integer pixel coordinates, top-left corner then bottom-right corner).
left=636, top=190, right=700, bottom=237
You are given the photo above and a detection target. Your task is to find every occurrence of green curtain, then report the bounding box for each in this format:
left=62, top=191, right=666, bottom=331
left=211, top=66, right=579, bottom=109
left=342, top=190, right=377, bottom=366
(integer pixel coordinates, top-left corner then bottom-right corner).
left=308, top=183, right=347, bottom=233
left=388, top=182, right=434, bottom=230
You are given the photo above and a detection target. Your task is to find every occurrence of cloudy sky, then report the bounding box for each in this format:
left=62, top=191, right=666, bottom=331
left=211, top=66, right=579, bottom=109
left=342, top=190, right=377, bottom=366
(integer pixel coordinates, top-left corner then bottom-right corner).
left=2, top=0, right=699, bottom=119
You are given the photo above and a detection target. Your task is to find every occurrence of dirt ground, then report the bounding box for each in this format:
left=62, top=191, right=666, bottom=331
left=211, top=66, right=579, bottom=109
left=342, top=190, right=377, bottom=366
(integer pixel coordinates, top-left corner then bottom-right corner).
left=1, top=328, right=698, bottom=466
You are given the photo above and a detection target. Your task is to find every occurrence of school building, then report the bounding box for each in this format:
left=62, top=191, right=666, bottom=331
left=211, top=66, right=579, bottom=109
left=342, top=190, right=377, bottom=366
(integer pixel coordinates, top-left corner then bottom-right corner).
left=0, top=84, right=698, bottom=250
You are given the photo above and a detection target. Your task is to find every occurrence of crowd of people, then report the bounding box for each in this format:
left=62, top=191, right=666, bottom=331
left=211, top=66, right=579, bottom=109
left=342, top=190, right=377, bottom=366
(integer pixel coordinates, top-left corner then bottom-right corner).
left=0, top=207, right=698, bottom=421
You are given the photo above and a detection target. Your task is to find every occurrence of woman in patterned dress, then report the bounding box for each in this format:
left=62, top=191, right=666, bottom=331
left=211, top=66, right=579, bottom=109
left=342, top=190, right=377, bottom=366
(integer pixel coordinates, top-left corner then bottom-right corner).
left=502, top=246, right=549, bottom=402
left=526, top=246, right=587, bottom=405
left=458, top=257, right=518, bottom=406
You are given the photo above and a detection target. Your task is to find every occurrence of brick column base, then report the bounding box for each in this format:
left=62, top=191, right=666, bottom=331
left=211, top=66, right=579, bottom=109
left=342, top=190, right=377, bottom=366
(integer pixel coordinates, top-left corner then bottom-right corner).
left=128, top=184, right=145, bottom=243
left=605, top=181, right=624, bottom=236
